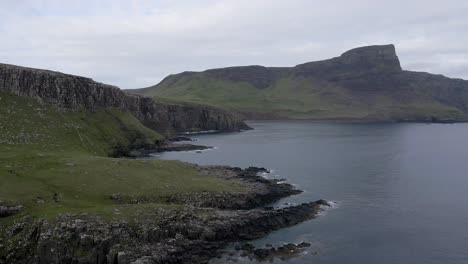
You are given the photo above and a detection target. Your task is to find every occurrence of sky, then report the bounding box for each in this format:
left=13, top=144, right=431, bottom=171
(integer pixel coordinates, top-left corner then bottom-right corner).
left=1, top=0, right=468, bottom=89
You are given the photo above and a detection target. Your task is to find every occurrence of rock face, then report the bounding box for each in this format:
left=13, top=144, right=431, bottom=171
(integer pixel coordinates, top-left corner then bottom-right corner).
left=0, top=63, right=250, bottom=136
left=294, top=44, right=402, bottom=77
left=0, top=202, right=324, bottom=264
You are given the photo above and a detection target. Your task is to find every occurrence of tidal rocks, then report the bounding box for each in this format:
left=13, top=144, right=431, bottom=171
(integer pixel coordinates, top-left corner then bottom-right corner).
left=231, top=241, right=313, bottom=261
left=167, top=166, right=302, bottom=209
left=156, top=143, right=210, bottom=152
left=169, top=136, right=193, bottom=142
left=0, top=201, right=328, bottom=264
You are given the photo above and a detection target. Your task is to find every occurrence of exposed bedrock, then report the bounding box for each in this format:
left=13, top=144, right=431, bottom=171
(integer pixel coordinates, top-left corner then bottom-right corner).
left=0, top=201, right=327, bottom=264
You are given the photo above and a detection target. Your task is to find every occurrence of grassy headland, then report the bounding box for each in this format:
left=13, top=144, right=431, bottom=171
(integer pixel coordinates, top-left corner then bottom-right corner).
left=0, top=93, right=243, bottom=222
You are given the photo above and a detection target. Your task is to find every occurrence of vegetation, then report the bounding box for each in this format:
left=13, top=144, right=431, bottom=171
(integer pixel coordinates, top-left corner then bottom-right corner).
left=135, top=74, right=466, bottom=121
left=0, top=93, right=244, bottom=222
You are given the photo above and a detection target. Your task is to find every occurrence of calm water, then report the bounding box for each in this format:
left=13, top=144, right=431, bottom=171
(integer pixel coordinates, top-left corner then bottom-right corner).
left=154, top=121, right=468, bottom=264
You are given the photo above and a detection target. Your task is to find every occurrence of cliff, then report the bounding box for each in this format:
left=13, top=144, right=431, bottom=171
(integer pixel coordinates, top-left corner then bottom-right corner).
left=0, top=63, right=250, bottom=136
left=131, top=44, right=468, bottom=122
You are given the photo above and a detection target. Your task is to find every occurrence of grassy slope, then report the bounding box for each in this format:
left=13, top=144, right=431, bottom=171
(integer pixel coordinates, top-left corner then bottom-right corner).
left=0, top=93, right=243, bottom=222
left=140, top=74, right=465, bottom=120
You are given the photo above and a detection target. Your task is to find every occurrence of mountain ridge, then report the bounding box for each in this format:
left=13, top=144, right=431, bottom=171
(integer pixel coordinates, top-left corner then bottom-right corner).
left=129, top=44, right=468, bottom=122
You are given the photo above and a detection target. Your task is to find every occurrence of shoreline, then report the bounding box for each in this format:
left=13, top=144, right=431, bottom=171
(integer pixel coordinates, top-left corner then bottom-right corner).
left=244, top=118, right=467, bottom=124
left=0, top=164, right=329, bottom=264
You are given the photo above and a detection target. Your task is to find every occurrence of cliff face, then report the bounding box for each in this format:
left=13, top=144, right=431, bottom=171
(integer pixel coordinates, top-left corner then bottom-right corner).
left=0, top=63, right=249, bottom=136
left=131, top=44, right=468, bottom=122
left=294, top=44, right=402, bottom=77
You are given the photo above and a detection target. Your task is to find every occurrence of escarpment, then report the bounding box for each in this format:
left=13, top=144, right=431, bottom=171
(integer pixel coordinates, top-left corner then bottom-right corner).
left=132, top=44, right=468, bottom=122
left=0, top=63, right=250, bottom=136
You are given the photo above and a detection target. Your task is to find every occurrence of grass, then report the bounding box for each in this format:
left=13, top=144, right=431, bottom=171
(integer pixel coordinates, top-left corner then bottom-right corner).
left=0, top=93, right=244, bottom=222
left=135, top=73, right=467, bottom=121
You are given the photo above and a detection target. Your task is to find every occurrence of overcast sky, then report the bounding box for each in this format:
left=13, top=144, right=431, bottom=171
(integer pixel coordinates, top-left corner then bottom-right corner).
left=1, top=0, right=468, bottom=89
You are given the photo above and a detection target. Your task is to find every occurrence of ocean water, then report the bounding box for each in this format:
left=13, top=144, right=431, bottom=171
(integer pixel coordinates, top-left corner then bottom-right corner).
left=152, top=121, right=468, bottom=264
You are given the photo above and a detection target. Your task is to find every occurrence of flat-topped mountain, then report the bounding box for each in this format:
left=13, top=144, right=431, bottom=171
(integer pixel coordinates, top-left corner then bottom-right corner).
left=129, top=44, right=468, bottom=122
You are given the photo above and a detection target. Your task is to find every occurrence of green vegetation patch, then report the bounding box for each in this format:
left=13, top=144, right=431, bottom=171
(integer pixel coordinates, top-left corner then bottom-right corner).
left=0, top=93, right=244, bottom=222
left=139, top=73, right=467, bottom=121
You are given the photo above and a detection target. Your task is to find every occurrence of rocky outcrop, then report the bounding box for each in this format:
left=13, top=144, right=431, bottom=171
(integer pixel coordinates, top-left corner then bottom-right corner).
left=0, top=165, right=328, bottom=264
left=0, top=205, right=22, bottom=217
left=0, top=63, right=250, bottom=136
left=167, top=166, right=302, bottom=209
left=0, top=201, right=327, bottom=264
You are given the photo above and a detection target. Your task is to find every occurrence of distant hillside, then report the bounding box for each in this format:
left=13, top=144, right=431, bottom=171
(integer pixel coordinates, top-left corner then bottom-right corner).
left=129, top=45, right=468, bottom=122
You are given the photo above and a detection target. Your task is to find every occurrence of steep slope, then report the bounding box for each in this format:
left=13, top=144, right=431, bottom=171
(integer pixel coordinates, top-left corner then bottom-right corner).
left=130, top=44, right=468, bottom=122
left=0, top=63, right=250, bottom=137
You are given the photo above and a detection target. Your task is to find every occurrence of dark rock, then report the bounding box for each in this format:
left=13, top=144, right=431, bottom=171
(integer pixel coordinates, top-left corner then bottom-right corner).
left=316, top=199, right=332, bottom=207
left=156, top=143, right=210, bottom=152
left=253, top=248, right=270, bottom=259
left=0, top=205, right=22, bottom=217
left=110, top=193, right=123, bottom=202
left=233, top=243, right=241, bottom=251
left=52, top=193, right=62, bottom=203
left=170, top=136, right=193, bottom=142
left=285, top=243, right=297, bottom=251
left=298, top=242, right=311, bottom=248
left=167, top=166, right=302, bottom=210
left=240, top=243, right=255, bottom=252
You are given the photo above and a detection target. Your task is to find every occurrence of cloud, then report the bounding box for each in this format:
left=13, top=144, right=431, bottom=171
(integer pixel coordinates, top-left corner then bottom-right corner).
left=0, top=0, right=467, bottom=88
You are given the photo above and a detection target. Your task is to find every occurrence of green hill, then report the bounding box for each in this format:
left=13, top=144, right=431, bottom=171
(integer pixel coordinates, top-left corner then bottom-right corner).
left=129, top=45, right=468, bottom=122
left=0, top=62, right=249, bottom=222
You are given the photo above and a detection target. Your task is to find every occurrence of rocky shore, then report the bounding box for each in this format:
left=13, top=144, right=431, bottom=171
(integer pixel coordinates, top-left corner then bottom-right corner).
left=0, top=166, right=329, bottom=264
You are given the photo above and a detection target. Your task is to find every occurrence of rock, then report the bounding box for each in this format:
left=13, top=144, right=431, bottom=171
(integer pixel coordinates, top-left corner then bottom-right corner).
left=110, top=193, right=123, bottom=202
left=0, top=163, right=326, bottom=264
left=169, top=136, right=193, bottom=142
left=0, top=205, right=22, bottom=217
left=53, top=193, right=62, bottom=203
left=316, top=199, right=332, bottom=207
left=253, top=248, right=270, bottom=259
left=157, top=143, right=210, bottom=152
left=167, top=166, right=302, bottom=210
left=285, top=243, right=297, bottom=251
left=240, top=243, right=255, bottom=252
left=233, top=243, right=241, bottom=250
left=297, top=241, right=311, bottom=248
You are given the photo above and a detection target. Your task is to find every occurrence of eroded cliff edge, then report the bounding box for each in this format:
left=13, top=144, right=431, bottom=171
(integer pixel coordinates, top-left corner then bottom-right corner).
left=0, top=63, right=250, bottom=137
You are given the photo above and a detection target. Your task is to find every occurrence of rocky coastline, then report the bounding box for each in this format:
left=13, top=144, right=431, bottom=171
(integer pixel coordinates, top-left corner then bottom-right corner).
left=0, top=165, right=329, bottom=264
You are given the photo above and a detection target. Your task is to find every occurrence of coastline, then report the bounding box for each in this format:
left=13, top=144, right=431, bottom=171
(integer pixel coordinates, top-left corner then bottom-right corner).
left=0, top=161, right=329, bottom=264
